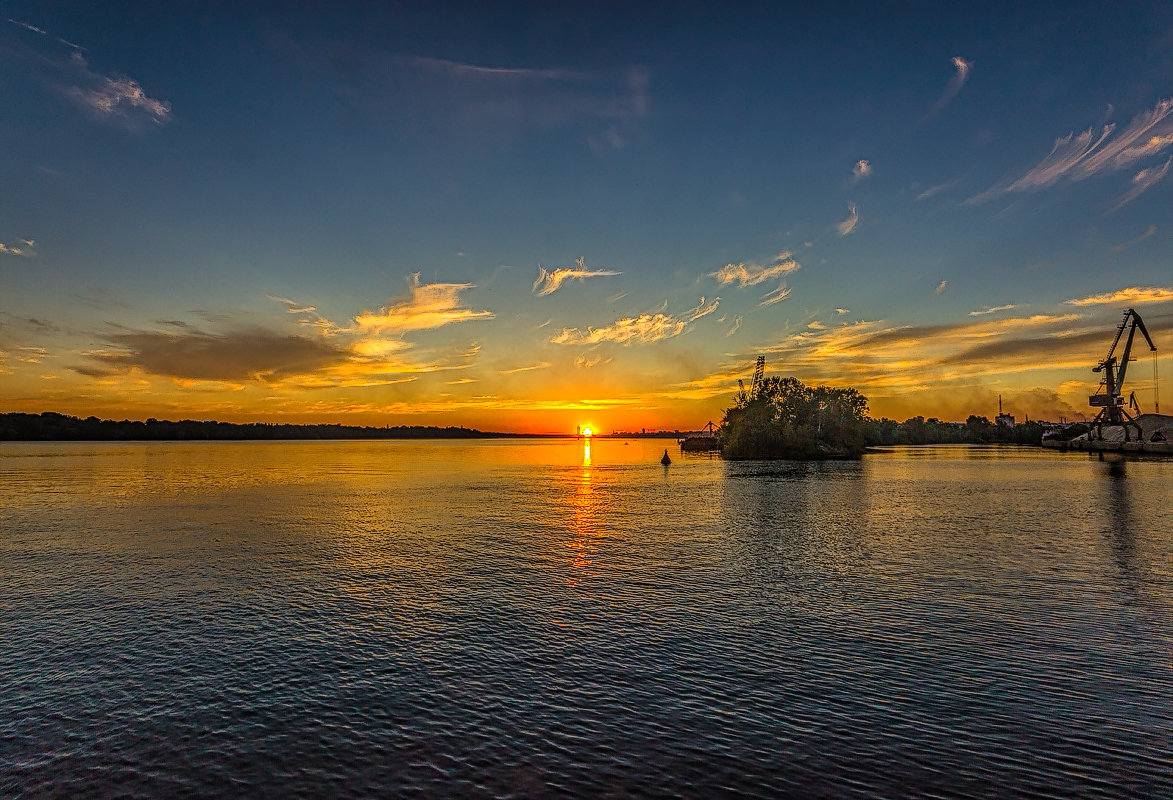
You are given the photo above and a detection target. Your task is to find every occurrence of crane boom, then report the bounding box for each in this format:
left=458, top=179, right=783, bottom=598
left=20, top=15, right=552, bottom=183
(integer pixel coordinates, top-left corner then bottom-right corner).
left=1114, top=309, right=1156, bottom=390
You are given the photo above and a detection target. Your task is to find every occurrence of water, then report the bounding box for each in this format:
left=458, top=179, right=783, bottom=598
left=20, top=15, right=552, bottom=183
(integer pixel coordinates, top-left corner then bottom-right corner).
left=1, top=439, right=1170, bottom=798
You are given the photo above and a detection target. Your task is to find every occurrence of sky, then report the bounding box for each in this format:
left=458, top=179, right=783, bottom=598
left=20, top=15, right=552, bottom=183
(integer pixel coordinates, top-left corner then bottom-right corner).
left=1, top=1, right=1171, bottom=433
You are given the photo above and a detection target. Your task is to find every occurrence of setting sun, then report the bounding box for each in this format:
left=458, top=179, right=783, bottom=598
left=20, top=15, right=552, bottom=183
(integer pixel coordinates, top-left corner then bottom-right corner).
left=581, top=427, right=593, bottom=437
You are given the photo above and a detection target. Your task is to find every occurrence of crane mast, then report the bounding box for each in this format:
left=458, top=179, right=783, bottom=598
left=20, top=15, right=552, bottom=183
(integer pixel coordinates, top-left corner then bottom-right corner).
left=1089, top=307, right=1157, bottom=440
left=737, top=356, right=767, bottom=402
left=750, top=355, right=765, bottom=395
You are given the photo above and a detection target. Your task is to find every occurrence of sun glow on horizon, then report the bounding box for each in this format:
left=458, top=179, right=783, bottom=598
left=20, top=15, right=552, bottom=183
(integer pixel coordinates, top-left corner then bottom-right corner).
left=581, top=426, right=593, bottom=437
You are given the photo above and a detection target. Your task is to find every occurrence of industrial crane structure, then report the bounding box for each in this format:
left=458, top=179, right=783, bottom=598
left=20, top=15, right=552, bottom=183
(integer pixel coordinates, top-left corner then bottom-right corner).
left=737, top=355, right=766, bottom=401
left=1088, top=307, right=1157, bottom=441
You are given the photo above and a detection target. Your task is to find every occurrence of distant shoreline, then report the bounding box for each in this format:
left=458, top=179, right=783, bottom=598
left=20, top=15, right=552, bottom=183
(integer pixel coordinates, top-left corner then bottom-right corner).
left=0, top=412, right=571, bottom=441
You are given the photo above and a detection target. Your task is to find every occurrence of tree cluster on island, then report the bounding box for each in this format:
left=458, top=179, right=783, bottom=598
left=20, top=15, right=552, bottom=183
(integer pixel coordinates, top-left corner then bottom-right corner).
left=719, top=376, right=1048, bottom=459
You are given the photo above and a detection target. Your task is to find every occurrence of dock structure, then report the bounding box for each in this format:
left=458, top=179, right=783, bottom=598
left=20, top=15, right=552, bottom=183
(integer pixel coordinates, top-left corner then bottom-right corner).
left=679, top=421, right=721, bottom=452
left=1044, top=413, right=1172, bottom=454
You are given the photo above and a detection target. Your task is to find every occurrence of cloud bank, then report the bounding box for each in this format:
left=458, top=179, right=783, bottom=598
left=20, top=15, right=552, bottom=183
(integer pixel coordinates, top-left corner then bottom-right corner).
left=1065, top=286, right=1173, bottom=306
left=77, top=327, right=347, bottom=382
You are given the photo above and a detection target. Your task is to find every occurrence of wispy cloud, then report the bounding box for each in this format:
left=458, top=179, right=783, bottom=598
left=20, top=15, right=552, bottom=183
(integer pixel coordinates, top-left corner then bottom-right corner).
left=499, top=362, right=550, bottom=375
left=712, top=252, right=800, bottom=287
left=934, top=280, right=949, bottom=296
left=532, top=256, right=622, bottom=295
left=267, top=294, right=347, bottom=337
left=552, top=297, right=718, bottom=346
left=574, top=354, right=611, bottom=368
left=759, top=286, right=792, bottom=306
left=972, top=97, right=1173, bottom=202
left=65, top=54, right=171, bottom=125
left=725, top=315, right=743, bottom=337
left=268, top=295, right=317, bottom=315
left=852, top=159, right=872, bottom=180
left=835, top=308, right=850, bottom=315
left=8, top=20, right=168, bottom=128
left=925, top=56, right=973, bottom=119
left=401, top=56, right=650, bottom=149
left=0, top=239, right=36, bottom=257
left=409, top=56, right=590, bottom=82
left=8, top=18, right=47, bottom=35
left=916, top=179, right=961, bottom=200
left=8, top=17, right=82, bottom=49
left=1113, top=225, right=1156, bottom=252
left=836, top=204, right=859, bottom=236
left=1109, top=157, right=1172, bottom=213
left=969, top=304, right=1018, bottom=316
left=1065, top=286, right=1173, bottom=306
left=354, top=273, right=493, bottom=333
left=713, top=252, right=799, bottom=305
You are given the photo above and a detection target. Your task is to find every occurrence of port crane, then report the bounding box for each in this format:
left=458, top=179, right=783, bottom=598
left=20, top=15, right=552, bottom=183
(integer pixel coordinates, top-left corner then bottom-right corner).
left=737, top=356, right=766, bottom=400
left=1088, top=307, right=1157, bottom=441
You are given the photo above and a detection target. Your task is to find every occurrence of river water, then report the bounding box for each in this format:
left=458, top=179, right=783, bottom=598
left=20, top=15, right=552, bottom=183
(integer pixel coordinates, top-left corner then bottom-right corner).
left=1, top=439, right=1170, bottom=798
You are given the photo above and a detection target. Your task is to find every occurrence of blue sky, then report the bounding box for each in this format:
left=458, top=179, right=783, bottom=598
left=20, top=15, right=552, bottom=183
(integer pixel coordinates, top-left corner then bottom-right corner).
left=1, top=2, right=1171, bottom=431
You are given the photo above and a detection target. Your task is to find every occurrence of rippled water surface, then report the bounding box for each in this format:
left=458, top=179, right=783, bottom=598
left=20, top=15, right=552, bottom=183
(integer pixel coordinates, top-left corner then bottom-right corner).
left=2, top=439, right=1170, bottom=798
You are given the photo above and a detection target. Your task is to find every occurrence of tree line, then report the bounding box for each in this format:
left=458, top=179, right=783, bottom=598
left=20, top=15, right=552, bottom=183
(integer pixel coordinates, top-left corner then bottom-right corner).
left=0, top=412, right=507, bottom=441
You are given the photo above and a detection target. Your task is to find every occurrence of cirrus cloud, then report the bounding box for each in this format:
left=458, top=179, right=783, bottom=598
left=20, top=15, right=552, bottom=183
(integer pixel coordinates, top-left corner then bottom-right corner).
left=532, top=256, right=622, bottom=295
left=971, top=97, right=1173, bottom=203
left=924, top=56, right=973, bottom=120
left=836, top=204, right=859, bottom=236
left=552, top=297, right=719, bottom=346
left=711, top=252, right=800, bottom=287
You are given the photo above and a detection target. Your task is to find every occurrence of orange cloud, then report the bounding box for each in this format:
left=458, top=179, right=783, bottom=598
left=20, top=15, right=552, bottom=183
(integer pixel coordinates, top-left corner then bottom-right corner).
left=353, top=273, right=493, bottom=333
left=552, top=297, right=718, bottom=345
left=712, top=253, right=800, bottom=286
left=1065, top=286, right=1173, bottom=306
left=532, top=256, right=621, bottom=295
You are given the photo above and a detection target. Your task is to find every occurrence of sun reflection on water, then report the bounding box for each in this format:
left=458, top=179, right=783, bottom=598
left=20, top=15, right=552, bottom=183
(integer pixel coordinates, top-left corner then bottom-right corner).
left=563, top=439, right=602, bottom=586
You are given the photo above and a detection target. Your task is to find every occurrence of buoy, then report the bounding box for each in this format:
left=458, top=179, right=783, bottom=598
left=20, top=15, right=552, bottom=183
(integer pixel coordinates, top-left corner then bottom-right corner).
left=661, top=449, right=672, bottom=465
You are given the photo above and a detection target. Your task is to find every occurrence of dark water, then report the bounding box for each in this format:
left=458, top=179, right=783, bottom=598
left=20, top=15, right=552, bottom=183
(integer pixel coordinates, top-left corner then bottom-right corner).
left=1, top=440, right=1170, bottom=798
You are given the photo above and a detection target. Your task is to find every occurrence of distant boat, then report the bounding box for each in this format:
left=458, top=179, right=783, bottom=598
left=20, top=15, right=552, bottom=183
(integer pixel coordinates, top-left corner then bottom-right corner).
left=661, top=449, right=672, bottom=465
